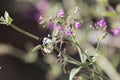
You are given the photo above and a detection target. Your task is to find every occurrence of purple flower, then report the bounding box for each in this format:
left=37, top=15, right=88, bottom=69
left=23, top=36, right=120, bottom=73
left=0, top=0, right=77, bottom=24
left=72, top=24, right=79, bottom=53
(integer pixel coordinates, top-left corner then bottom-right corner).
left=56, top=25, right=62, bottom=31
left=65, top=31, right=72, bottom=36
left=36, top=0, right=48, bottom=12
left=46, top=22, right=54, bottom=31
left=75, top=22, right=81, bottom=28
left=111, top=28, right=120, bottom=36
left=35, top=0, right=48, bottom=22
left=57, top=9, right=64, bottom=17
left=97, top=18, right=106, bottom=27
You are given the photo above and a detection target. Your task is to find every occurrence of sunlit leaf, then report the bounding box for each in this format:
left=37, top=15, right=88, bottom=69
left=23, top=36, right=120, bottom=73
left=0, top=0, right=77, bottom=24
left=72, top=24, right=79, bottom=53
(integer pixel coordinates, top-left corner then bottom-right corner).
left=77, top=46, right=84, bottom=63
left=4, top=11, right=13, bottom=25
left=52, top=26, right=59, bottom=37
left=4, top=11, right=9, bottom=20
left=105, top=12, right=116, bottom=17
left=7, top=15, right=13, bottom=25
left=102, top=0, right=108, bottom=5
left=0, top=16, right=5, bottom=24
left=0, top=11, right=13, bottom=25
left=77, top=46, right=87, bottom=63
left=69, top=67, right=82, bottom=80
left=82, top=52, right=87, bottom=63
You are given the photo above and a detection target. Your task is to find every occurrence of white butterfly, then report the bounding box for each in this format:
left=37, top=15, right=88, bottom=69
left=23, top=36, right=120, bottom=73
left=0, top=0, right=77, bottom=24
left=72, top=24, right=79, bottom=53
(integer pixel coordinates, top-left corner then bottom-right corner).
left=42, top=37, right=54, bottom=55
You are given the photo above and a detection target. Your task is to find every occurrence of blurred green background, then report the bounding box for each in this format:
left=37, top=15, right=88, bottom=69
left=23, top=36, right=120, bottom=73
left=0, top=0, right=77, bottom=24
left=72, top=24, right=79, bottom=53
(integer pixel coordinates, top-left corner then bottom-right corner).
left=0, top=0, right=120, bottom=80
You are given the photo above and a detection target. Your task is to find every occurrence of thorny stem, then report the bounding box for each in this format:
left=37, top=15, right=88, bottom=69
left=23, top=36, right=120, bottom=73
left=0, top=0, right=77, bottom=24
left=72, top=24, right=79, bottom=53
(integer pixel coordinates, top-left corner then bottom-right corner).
left=10, top=24, right=41, bottom=41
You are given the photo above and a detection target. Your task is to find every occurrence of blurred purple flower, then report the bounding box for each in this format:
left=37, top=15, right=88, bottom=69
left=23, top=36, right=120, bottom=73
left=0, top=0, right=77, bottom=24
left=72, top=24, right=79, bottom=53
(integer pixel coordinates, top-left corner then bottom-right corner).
left=57, top=25, right=62, bottom=31
left=57, top=9, right=64, bottom=17
left=75, top=22, right=81, bottom=29
left=65, top=30, right=72, bottom=36
left=108, top=7, right=114, bottom=12
left=46, top=22, right=54, bottom=32
left=34, top=12, right=41, bottom=22
left=36, top=0, right=48, bottom=12
left=97, top=18, right=106, bottom=27
left=35, top=0, right=48, bottom=22
left=111, top=28, right=120, bottom=36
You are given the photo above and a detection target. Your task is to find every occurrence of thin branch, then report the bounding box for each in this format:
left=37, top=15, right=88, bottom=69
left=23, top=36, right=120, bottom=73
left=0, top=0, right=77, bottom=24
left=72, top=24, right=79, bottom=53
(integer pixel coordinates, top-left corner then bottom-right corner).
left=10, top=24, right=41, bottom=41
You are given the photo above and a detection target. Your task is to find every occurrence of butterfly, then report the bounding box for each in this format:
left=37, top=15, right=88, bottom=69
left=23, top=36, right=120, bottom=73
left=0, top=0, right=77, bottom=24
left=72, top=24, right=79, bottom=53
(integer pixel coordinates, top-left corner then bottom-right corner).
left=41, top=37, right=54, bottom=55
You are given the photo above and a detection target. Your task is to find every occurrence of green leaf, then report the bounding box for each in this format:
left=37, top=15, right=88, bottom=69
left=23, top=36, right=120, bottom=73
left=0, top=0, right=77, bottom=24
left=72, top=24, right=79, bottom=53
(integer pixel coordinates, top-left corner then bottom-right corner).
left=4, top=11, right=9, bottom=20
left=77, top=46, right=84, bottom=63
left=1, top=11, right=13, bottom=25
left=7, top=15, right=13, bottom=25
left=32, top=45, right=42, bottom=52
left=52, top=26, right=59, bottom=37
left=0, top=16, right=5, bottom=24
left=105, top=12, right=116, bottom=17
left=77, top=46, right=87, bottom=63
left=102, top=0, right=108, bottom=5
left=0, top=11, right=13, bottom=25
left=4, top=11, right=13, bottom=25
left=82, top=52, right=87, bottom=63
left=69, top=67, right=82, bottom=80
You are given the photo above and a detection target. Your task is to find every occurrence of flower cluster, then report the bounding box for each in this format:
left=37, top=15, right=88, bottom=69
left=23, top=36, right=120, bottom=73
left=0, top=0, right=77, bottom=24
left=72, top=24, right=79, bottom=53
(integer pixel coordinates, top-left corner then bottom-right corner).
left=57, top=9, right=64, bottom=17
left=96, top=18, right=106, bottom=27
left=111, top=27, right=120, bottom=36
left=39, top=8, right=82, bottom=37
left=75, top=22, right=81, bottom=29
left=65, top=30, right=73, bottom=36
left=56, top=25, right=62, bottom=31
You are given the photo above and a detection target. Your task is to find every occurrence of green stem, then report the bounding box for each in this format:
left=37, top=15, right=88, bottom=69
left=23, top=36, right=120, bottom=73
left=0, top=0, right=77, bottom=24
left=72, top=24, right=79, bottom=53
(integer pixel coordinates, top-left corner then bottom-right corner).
left=71, top=35, right=109, bottom=80
left=71, top=35, right=92, bottom=62
left=10, top=24, right=40, bottom=41
left=93, top=36, right=101, bottom=57
left=76, top=42, right=92, bottom=62
left=94, top=32, right=107, bottom=56
left=54, top=47, right=82, bottom=66
left=94, top=71, right=110, bottom=80
left=8, top=23, right=109, bottom=80
left=76, top=42, right=110, bottom=80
